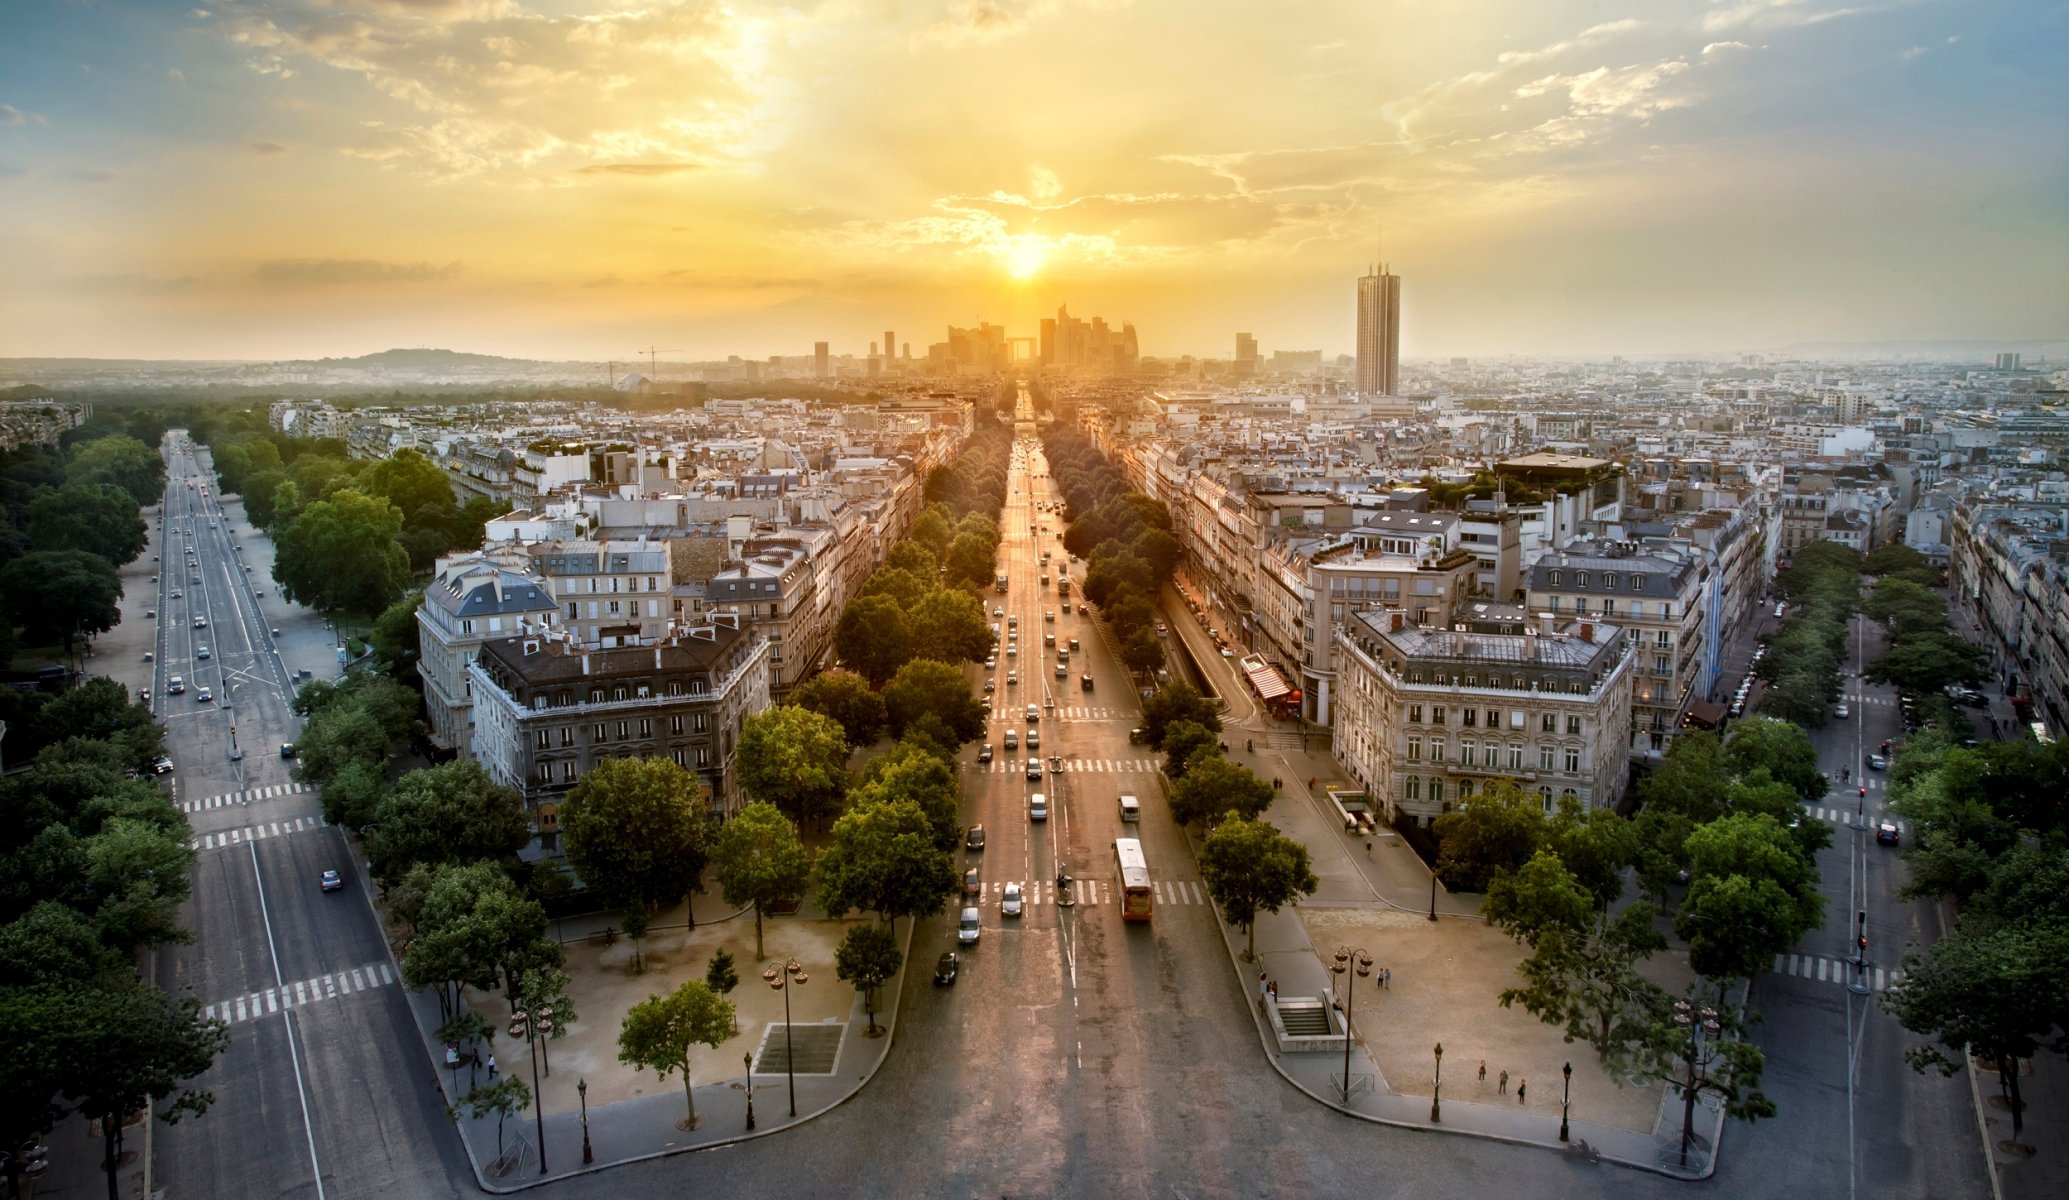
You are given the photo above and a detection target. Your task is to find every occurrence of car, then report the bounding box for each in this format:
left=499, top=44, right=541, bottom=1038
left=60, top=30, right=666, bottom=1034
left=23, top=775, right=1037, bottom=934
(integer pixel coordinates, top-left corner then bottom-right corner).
left=1027, top=794, right=1047, bottom=822
left=143, top=650, right=154, bottom=663
left=191, top=575, right=201, bottom=584
left=1875, top=821, right=1901, bottom=846
left=957, top=906, right=981, bottom=945
left=1044, top=632, right=1055, bottom=648
left=196, top=646, right=210, bottom=660
left=1834, top=704, right=1850, bottom=719
left=1026, top=760, right=1043, bottom=782
left=193, top=616, right=208, bottom=629
left=1068, top=638, right=1080, bottom=652
left=1045, top=610, right=1056, bottom=623
left=1128, top=727, right=1147, bottom=744
left=1007, top=671, right=1018, bottom=686
left=933, top=951, right=959, bottom=985
left=170, top=589, right=182, bottom=599
left=965, top=824, right=985, bottom=851
left=963, top=867, right=981, bottom=897
left=145, top=608, right=155, bottom=618
left=1003, top=729, right=1017, bottom=750
left=1002, top=883, right=1023, bottom=916
left=281, top=743, right=298, bottom=759
left=1082, top=674, right=1094, bottom=691
left=1774, top=603, right=1785, bottom=618
left=1007, top=615, right=1018, bottom=628
left=1026, top=704, right=1039, bottom=722
left=1867, top=753, right=1887, bottom=771
left=1026, top=728, right=1040, bottom=750
left=984, top=678, right=996, bottom=693
left=1006, top=644, right=1017, bottom=658
left=151, top=755, right=173, bottom=774
left=1077, top=603, right=1088, bottom=615
left=986, top=656, right=997, bottom=669
left=1156, top=622, right=1168, bottom=635
left=994, top=607, right=1004, bottom=619
left=978, top=743, right=994, bottom=763
left=320, top=869, right=344, bottom=892
left=196, top=687, right=213, bottom=702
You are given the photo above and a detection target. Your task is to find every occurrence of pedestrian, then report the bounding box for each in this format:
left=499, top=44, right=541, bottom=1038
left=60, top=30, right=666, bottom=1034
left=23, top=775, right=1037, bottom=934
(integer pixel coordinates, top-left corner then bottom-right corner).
left=1268, top=980, right=1278, bottom=1001
left=472, top=1050, right=482, bottom=1070
left=487, top=1054, right=497, bottom=1078
left=1518, top=1079, right=1527, bottom=1104
left=1365, top=839, right=1373, bottom=857
left=1478, top=1060, right=1487, bottom=1084
left=1259, top=970, right=1268, bottom=999
left=1383, top=967, right=1391, bottom=990
left=1498, top=1069, right=1509, bottom=1095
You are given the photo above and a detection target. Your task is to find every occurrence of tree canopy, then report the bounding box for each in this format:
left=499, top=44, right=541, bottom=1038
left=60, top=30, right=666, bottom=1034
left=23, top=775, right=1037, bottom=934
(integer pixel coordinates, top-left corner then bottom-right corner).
left=560, top=757, right=712, bottom=915
left=1199, top=815, right=1318, bottom=961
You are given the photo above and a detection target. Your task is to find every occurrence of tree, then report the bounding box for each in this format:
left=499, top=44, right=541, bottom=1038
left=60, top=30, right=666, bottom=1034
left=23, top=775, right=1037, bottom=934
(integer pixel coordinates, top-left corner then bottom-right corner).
left=0, top=900, right=126, bottom=987
left=834, top=922, right=903, bottom=1036
left=1140, top=681, right=1220, bottom=747
left=705, top=948, right=740, bottom=1007
left=273, top=488, right=411, bottom=617
left=559, top=757, right=713, bottom=920
left=448, top=1075, right=531, bottom=1158
left=369, top=590, right=424, bottom=685
left=789, top=669, right=888, bottom=747
left=85, top=817, right=197, bottom=950
left=710, top=802, right=812, bottom=959
left=1159, top=720, right=1220, bottom=782
left=0, top=549, right=122, bottom=653
left=359, top=448, right=457, bottom=527
left=1864, top=542, right=1942, bottom=586
left=834, top=594, right=913, bottom=685
left=1120, top=627, right=1165, bottom=676
left=1865, top=633, right=1988, bottom=696
left=620, top=903, right=652, bottom=974
left=1675, top=814, right=1823, bottom=987
left=1723, top=717, right=1827, bottom=803
left=908, top=587, right=993, bottom=664
left=1883, top=921, right=2067, bottom=1140
left=403, top=862, right=556, bottom=1016
left=366, top=760, right=530, bottom=886
left=816, top=798, right=959, bottom=931
left=882, top=658, right=986, bottom=745
left=1634, top=987, right=1776, bottom=1168
left=1199, top=815, right=1318, bottom=961
left=1545, top=799, right=1640, bottom=908
left=240, top=467, right=289, bottom=528
left=883, top=539, right=939, bottom=581
left=852, top=748, right=963, bottom=852
left=1862, top=577, right=1949, bottom=637
left=26, top=483, right=148, bottom=565
left=1432, top=781, right=1548, bottom=894
left=1168, top=755, right=1274, bottom=827
left=737, top=706, right=850, bottom=827
left=943, top=530, right=998, bottom=589
left=65, top=435, right=165, bottom=506
left=618, top=979, right=736, bottom=1131
left=1486, top=852, right=1669, bottom=1067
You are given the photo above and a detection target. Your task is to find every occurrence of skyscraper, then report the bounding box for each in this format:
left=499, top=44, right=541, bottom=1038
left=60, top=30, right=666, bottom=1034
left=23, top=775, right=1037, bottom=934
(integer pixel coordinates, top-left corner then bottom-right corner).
left=1356, top=264, right=1400, bottom=396
left=814, top=341, right=829, bottom=378
left=885, top=330, right=897, bottom=368
left=1234, top=332, right=1258, bottom=378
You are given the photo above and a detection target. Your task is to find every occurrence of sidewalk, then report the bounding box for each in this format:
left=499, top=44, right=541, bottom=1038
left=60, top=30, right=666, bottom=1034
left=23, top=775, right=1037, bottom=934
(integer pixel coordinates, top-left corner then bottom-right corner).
left=1983, top=1048, right=2069, bottom=1200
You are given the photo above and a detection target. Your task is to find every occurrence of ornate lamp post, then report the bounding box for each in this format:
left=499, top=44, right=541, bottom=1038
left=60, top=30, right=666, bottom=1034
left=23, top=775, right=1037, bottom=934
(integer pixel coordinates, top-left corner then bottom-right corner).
left=764, top=959, right=808, bottom=1118
left=578, top=1077, right=592, bottom=1164
left=1673, top=999, right=1721, bottom=1167
left=1560, top=1061, right=1572, bottom=1142
left=1329, top=946, right=1373, bottom=1105
left=1431, top=1042, right=1444, bottom=1123
left=508, top=995, right=556, bottom=1174
left=1428, top=871, right=1439, bottom=922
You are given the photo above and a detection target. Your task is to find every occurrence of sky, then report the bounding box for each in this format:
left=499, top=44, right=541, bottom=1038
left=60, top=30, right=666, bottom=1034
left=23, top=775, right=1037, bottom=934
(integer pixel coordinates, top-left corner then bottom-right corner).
left=1, top=0, right=2064, bottom=363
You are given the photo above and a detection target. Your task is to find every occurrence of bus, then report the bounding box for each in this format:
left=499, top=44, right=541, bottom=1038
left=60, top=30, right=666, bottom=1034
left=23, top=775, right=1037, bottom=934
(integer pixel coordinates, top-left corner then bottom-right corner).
left=1114, top=838, right=1152, bottom=922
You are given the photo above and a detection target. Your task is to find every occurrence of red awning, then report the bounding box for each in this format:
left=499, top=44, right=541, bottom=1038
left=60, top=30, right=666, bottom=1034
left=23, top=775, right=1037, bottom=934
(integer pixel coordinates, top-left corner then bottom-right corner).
left=1242, top=655, right=1291, bottom=700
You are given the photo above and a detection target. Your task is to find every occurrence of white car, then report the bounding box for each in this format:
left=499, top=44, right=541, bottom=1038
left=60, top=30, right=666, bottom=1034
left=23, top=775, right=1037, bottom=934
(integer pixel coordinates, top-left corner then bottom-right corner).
left=1002, top=883, right=1023, bottom=917
left=1834, top=704, right=1851, bottom=719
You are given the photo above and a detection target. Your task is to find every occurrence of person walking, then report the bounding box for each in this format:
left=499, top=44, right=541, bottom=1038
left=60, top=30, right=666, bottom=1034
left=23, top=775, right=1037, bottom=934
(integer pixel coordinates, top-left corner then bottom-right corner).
left=1498, top=1070, right=1509, bottom=1095
left=1518, top=1079, right=1528, bottom=1104
left=486, top=1054, right=497, bottom=1078
left=1478, top=1060, right=1487, bottom=1085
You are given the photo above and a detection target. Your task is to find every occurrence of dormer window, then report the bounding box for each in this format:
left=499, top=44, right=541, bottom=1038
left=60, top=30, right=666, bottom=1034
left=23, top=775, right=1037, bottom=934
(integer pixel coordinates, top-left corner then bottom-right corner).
left=1548, top=571, right=1562, bottom=587
left=1575, top=571, right=1589, bottom=588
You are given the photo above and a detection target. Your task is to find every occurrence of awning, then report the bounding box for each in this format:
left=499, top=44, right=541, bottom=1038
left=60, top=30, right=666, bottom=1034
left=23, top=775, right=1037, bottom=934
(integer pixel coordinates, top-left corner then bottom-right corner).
left=1241, top=654, right=1291, bottom=701
left=1684, top=699, right=1726, bottom=728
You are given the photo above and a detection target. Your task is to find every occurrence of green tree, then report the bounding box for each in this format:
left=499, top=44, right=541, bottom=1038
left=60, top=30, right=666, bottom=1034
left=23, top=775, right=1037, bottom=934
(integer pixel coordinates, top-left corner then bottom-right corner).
left=273, top=488, right=411, bottom=617
left=1545, top=799, right=1640, bottom=908
left=1167, top=755, right=1274, bottom=827
left=705, top=948, right=739, bottom=1009
left=361, top=448, right=457, bottom=521
left=943, top=529, right=998, bottom=589
left=816, top=798, right=959, bottom=932
left=1675, top=814, right=1823, bottom=987
left=26, top=483, right=148, bottom=565
left=1432, top=780, right=1548, bottom=893
left=561, top=757, right=712, bottom=922
left=737, top=705, right=851, bottom=827
left=835, top=593, right=914, bottom=685
left=789, top=669, right=888, bottom=747
left=883, top=539, right=938, bottom=580
left=0, top=549, right=122, bottom=653
left=0, top=900, right=127, bottom=987
left=239, top=467, right=289, bottom=528
left=1139, top=681, right=1221, bottom=747
left=908, top=505, right=956, bottom=559
left=403, top=862, right=556, bottom=1016
left=882, top=658, right=986, bottom=744
left=448, top=1075, right=531, bottom=1158
left=1862, top=577, right=1949, bottom=638
left=1159, top=720, right=1220, bottom=782
left=366, top=759, right=530, bottom=886
left=617, top=979, right=736, bottom=1131
left=1865, top=633, right=1988, bottom=696
left=908, top=587, right=993, bottom=664
left=1864, top=542, right=1942, bottom=586
left=834, top=922, right=903, bottom=1036
left=368, top=590, right=424, bottom=685
left=1120, top=626, right=1165, bottom=676
left=710, top=801, right=812, bottom=959
left=1632, top=988, right=1777, bottom=1168
left=85, top=817, right=198, bottom=951
left=1723, top=717, right=1827, bottom=803
left=65, top=435, right=165, bottom=506
left=1199, top=815, right=1318, bottom=961
left=852, top=748, right=963, bottom=852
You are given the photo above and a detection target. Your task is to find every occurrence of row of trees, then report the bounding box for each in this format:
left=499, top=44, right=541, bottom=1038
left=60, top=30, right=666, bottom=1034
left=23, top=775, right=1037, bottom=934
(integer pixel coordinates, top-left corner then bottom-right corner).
left=1752, top=541, right=1863, bottom=726
left=1040, top=428, right=1177, bottom=677
left=1858, top=544, right=1987, bottom=697
left=0, top=680, right=227, bottom=1200
left=1883, top=705, right=2069, bottom=1140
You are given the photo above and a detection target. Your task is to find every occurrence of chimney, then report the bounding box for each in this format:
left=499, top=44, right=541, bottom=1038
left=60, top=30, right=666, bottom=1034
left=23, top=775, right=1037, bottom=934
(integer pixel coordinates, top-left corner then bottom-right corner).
left=522, top=638, right=540, bottom=656
left=1579, top=621, right=1595, bottom=642
left=655, top=646, right=663, bottom=669
left=1389, top=611, right=1404, bottom=633
left=580, top=648, right=591, bottom=675
left=1539, top=612, right=1557, bottom=637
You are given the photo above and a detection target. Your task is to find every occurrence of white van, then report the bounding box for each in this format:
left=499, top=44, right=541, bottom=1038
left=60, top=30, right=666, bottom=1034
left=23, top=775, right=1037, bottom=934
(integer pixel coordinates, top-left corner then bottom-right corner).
left=1029, top=793, right=1048, bottom=822
left=957, top=907, right=981, bottom=945
left=1119, top=794, right=1141, bottom=822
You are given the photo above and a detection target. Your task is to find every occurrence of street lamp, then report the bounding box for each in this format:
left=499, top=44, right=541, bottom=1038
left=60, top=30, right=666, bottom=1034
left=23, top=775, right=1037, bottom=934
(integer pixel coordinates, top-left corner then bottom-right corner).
left=578, top=1077, right=592, bottom=1164
left=509, top=995, right=557, bottom=1174
left=764, top=959, right=808, bottom=1118
left=1431, top=1042, right=1444, bottom=1123
left=742, top=1052, right=756, bottom=1131
left=1560, top=1061, right=1572, bottom=1142
left=1329, top=946, right=1373, bottom=1105
left=1672, top=999, right=1721, bottom=1167
left=1428, top=871, right=1439, bottom=922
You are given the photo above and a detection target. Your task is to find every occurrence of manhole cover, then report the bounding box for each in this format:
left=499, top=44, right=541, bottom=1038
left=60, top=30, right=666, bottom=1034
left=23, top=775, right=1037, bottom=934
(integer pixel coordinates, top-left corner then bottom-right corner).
left=753, top=1021, right=844, bottom=1075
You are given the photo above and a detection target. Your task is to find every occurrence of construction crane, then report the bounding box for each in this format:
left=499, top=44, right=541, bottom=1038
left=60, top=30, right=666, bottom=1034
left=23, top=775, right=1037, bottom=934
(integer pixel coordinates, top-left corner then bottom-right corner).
left=636, top=347, right=684, bottom=381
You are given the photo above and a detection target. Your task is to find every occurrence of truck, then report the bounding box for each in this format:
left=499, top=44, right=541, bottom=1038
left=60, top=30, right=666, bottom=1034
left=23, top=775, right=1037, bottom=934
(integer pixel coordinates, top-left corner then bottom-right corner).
left=996, top=573, right=1009, bottom=594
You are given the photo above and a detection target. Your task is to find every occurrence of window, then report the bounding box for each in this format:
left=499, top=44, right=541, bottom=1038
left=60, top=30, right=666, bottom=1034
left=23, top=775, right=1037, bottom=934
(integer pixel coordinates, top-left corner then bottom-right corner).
left=666, top=681, right=683, bottom=697
left=537, top=763, right=552, bottom=784
left=616, top=721, right=629, bottom=740
left=1604, top=574, right=1618, bottom=591
left=1549, top=571, right=1562, bottom=587
left=1431, top=706, right=1447, bottom=725
left=1430, top=739, right=1445, bottom=763
left=608, top=600, right=621, bottom=615
left=1508, top=744, right=1524, bottom=770
left=1407, top=736, right=1422, bottom=761
left=614, top=688, right=627, bottom=702
left=1486, top=710, right=1499, bottom=729
left=671, top=715, right=684, bottom=735
left=1405, top=777, right=1421, bottom=801
left=1540, top=786, right=1554, bottom=809
left=1565, top=747, right=1581, bottom=773
left=1575, top=572, right=1589, bottom=588
left=1547, top=595, right=1561, bottom=612
left=532, top=696, right=548, bottom=711
left=694, top=713, right=710, bottom=733
left=560, top=727, right=573, bottom=747
left=1603, top=599, right=1616, bottom=616
left=1657, top=630, right=1672, bottom=646
left=1430, top=780, right=1444, bottom=805
left=590, top=689, right=604, bottom=704
left=536, top=731, right=551, bottom=749
left=1463, top=708, right=1477, bottom=728
left=672, top=749, right=686, bottom=767
left=1542, top=713, right=1558, bottom=733
left=1459, top=742, right=1475, bottom=766
left=562, top=762, right=576, bottom=782
left=1567, top=715, right=1581, bottom=735
left=1540, top=744, right=1556, bottom=770
left=594, top=723, right=607, bottom=742
left=647, top=577, right=658, bottom=592
left=1459, top=779, right=1476, bottom=799
left=462, top=619, right=475, bottom=634
left=696, top=747, right=710, bottom=768
left=639, top=718, right=651, bottom=737
left=1484, top=740, right=1498, bottom=766
left=1408, top=704, right=1424, bottom=723
left=1655, top=655, right=1671, bottom=674
left=1574, top=597, right=1589, bottom=614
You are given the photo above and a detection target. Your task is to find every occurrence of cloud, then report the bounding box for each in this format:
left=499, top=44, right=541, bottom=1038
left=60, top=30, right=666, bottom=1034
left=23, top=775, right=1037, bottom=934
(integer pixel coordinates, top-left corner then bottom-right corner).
left=1701, top=1, right=1876, bottom=34
left=1898, top=45, right=1926, bottom=61
left=254, top=258, right=462, bottom=286
left=209, top=0, right=780, bottom=180
left=1, top=104, right=45, bottom=126
left=1701, top=41, right=1752, bottom=55
left=918, top=0, right=1124, bottom=48
left=249, top=141, right=290, bottom=155
left=168, top=68, right=187, bottom=85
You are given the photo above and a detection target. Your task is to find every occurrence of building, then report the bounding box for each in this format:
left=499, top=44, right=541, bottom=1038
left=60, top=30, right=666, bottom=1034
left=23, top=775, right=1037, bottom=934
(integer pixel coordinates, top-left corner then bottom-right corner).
left=1332, top=609, right=1634, bottom=826
left=1234, top=333, right=1258, bottom=378
left=417, top=556, right=561, bottom=752
left=1356, top=265, right=1401, bottom=397
left=468, top=616, right=771, bottom=826
left=814, top=342, right=829, bottom=379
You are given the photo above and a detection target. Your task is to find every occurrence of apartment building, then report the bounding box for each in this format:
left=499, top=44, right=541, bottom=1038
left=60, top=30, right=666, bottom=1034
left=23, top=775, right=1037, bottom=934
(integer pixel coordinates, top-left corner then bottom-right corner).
left=1950, top=499, right=2069, bottom=738
left=468, top=616, right=771, bottom=826
left=1332, top=610, right=1634, bottom=827
left=416, top=556, right=560, bottom=752
left=1524, top=540, right=1706, bottom=758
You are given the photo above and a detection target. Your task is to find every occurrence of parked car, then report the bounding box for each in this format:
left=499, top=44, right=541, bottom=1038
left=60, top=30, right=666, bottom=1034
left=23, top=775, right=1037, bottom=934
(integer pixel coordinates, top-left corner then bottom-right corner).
left=957, top=907, right=981, bottom=945
left=281, top=743, right=298, bottom=759
left=963, top=868, right=981, bottom=897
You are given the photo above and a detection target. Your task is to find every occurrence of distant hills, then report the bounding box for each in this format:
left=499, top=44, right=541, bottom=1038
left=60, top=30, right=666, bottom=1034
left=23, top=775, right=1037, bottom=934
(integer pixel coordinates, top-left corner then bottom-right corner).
left=295, top=348, right=548, bottom=369
left=1769, top=339, right=2066, bottom=363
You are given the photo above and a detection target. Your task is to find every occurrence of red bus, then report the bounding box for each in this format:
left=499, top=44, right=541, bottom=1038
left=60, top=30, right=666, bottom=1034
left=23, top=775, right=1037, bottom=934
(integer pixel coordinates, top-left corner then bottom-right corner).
left=1114, top=838, right=1152, bottom=922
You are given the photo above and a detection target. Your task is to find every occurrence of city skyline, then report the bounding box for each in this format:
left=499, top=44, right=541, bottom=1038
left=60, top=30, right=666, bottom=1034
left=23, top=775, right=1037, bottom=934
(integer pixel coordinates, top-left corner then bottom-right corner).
left=1, top=1, right=2064, bottom=363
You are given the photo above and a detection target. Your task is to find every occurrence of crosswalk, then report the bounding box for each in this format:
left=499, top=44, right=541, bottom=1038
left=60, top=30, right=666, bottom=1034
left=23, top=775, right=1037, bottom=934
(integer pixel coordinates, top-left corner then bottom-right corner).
left=180, top=782, right=312, bottom=813
left=977, top=878, right=1210, bottom=908
left=1805, top=806, right=1902, bottom=833
left=1771, top=952, right=1902, bottom=993
left=974, top=757, right=1162, bottom=775
left=189, top=816, right=326, bottom=850
left=205, top=961, right=396, bottom=1024
left=990, top=706, right=1128, bottom=721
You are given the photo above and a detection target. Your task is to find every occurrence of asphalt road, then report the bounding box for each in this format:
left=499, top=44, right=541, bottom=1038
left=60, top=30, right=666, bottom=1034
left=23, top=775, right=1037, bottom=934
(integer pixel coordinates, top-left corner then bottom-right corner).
left=147, top=436, right=472, bottom=1200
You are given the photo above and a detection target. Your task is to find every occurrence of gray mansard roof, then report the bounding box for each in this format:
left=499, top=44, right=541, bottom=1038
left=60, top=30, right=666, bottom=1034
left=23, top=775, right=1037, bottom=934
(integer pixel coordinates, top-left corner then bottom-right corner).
left=427, top=564, right=557, bottom=619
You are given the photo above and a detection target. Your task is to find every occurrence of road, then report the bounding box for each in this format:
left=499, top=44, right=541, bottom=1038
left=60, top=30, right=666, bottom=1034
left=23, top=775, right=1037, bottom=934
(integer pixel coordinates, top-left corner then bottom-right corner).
left=147, top=435, right=470, bottom=1200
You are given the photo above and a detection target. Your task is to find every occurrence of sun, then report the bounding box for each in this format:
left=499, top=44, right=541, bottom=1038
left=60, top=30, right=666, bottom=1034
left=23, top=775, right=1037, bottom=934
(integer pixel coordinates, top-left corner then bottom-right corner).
left=1003, top=235, right=1048, bottom=281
